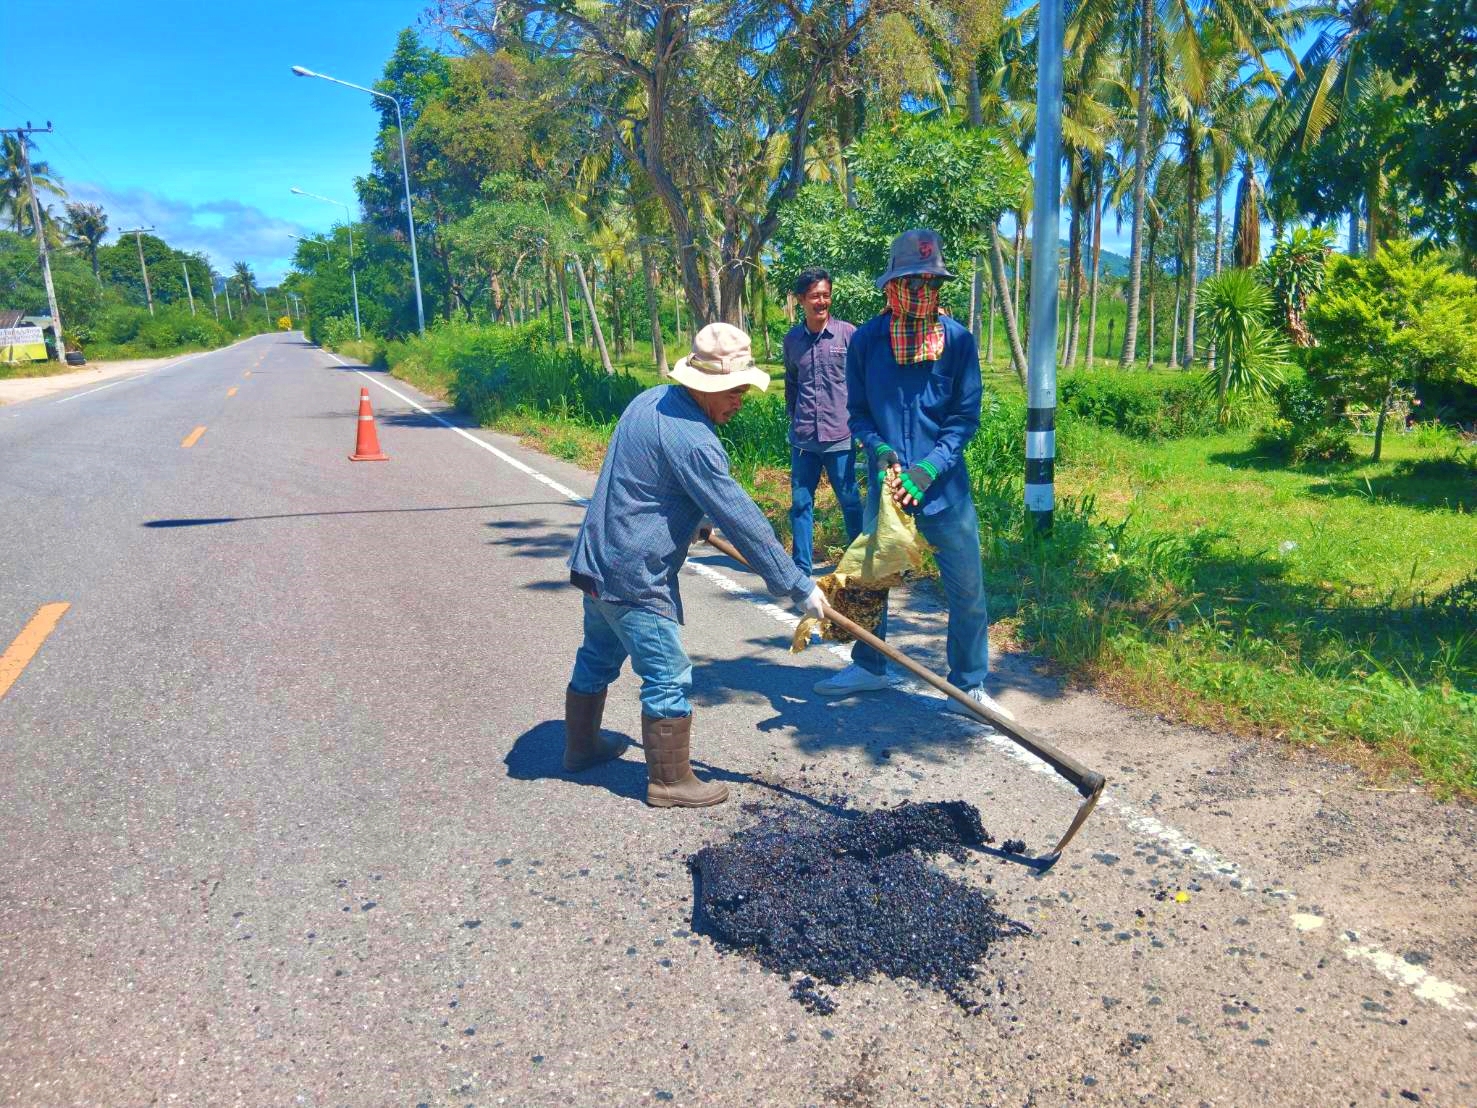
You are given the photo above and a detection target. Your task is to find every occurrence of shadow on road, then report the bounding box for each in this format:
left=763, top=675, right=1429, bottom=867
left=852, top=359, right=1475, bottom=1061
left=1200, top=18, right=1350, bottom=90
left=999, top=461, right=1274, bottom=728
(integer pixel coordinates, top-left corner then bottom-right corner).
left=505, top=720, right=852, bottom=816
left=142, top=501, right=573, bottom=528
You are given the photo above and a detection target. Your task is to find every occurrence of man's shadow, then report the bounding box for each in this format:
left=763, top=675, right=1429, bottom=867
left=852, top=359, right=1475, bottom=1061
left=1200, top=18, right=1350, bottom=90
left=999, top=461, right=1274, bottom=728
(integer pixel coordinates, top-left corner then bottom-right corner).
left=504, top=721, right=849, bottom=814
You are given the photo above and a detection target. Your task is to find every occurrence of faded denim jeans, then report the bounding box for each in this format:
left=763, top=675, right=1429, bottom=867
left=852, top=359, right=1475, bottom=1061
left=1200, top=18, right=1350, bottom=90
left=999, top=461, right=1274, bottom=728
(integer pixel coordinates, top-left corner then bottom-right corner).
left=850, top=489, right=991, bottom=690
left=569, top=594, right=692, bottom=719
left=789, top=444, right=864, bottom=576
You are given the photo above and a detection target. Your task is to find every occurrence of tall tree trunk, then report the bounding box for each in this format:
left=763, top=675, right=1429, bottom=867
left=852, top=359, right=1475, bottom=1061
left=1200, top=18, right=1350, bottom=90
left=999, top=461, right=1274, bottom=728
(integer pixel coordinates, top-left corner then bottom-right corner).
left=1064, top=155, right=1084, bottom=367
left=967, top=65, right=985, bottom=348
left=1120, top=0, right=1155, bottom=366
left=1013, top=215, right=1025, bottom=340
left=1147, top=232, right=1158, bottom=368
left=1214, top=170, right=1226, bottom=275
left=572, top=255, right=614, bottom=374
left=556, top=260, right=574, bottom=343
left=1086, top=158, right=1104, bottom=368
left=1183, top=138, right=1201, bottom=368
left=986, top=266, right=996, bottom=364
left=990, top=224, right=1029, bottom=385
left=543, top=256, right=555, bottom=330
left=1233, top=165, right=1261, bottom=268
left=1170, top=267, right=1182, bottom=369
left=639, top=237, right=668, bottom=376
left=1366, top=160, right=1383, bottom=256
left=1372, top=384, right=1390, bottom=461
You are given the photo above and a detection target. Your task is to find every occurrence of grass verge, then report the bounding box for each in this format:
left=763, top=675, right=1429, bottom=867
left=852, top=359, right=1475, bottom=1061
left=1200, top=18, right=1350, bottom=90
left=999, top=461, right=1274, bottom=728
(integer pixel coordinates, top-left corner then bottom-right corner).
left=332, top=321, right=1477, bottom=798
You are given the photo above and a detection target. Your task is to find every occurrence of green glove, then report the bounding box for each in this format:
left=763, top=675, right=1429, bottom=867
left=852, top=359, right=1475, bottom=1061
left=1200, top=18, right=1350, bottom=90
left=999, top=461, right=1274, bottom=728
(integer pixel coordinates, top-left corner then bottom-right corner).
left=898, top=461, right=938, bottom=503
left=875, top=443, right=899, bottom=479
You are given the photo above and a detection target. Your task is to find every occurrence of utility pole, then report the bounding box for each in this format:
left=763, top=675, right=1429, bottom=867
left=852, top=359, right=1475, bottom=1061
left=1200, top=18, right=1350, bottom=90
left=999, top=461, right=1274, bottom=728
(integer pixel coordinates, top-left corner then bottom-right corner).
left=3, top=122, right=64, bottom=360
left=209, top=280, right=220, bottom=321
left=1025, top=0, right=1064, bottom=534
left=120, top=227, right=157, bottom=315
left=221, top=278, right=233, bottom=321
left=181, top=260, right=196, bottom=315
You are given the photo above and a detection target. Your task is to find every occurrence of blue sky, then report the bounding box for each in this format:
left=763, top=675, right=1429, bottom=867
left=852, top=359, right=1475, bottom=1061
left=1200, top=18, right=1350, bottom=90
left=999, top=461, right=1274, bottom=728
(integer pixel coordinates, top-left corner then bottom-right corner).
left=6, top=3, right=1332, bottom=287
left=4, top=0, right=427, bottom=284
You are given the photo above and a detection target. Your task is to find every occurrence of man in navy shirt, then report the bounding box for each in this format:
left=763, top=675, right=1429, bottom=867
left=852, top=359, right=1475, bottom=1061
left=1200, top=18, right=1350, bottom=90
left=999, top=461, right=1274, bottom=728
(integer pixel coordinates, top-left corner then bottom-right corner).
left=783, top=268, right=862, bottom=575
left=812, top=230, right=1014, bottom=725
left=566, top=322, right=826, bottom=808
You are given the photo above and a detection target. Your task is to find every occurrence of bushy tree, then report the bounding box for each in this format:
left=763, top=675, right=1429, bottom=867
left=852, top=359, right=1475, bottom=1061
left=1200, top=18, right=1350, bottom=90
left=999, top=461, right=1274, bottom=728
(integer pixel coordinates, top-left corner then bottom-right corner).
left=1258, top=226, right=1335, bottom=346
left=1305, top=240, right=1477, bottom=460
left=774, top=117, right=1028, bottom=359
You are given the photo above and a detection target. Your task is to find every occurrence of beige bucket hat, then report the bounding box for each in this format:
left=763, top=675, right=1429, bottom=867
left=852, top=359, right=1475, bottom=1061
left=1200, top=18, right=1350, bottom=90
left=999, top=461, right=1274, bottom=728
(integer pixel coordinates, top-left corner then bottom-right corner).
left=670, top=322, right=771, bottom=393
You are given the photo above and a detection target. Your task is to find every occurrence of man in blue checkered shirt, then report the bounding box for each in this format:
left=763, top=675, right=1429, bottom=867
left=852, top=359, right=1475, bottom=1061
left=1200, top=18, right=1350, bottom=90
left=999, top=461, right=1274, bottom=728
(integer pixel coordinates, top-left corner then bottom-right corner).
left=565, top=323, right=826, bottom=809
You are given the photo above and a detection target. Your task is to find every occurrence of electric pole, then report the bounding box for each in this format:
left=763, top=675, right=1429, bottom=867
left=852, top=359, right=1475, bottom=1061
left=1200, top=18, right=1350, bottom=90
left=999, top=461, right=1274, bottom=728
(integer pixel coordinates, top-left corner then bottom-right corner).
left=3, top=123, right=64, bottom=360
left=181, top=260, right=196, bottom=315
left=119, top=227, right=157, bottom=315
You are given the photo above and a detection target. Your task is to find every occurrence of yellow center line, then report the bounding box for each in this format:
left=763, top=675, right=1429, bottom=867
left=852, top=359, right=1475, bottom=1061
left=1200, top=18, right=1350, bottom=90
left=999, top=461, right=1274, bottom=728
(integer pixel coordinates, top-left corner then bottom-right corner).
left=182, top=425, right=207, bottom=448
left=0, top=602, right=70, bottom=701
left=226, top=386, right=238, bottom=397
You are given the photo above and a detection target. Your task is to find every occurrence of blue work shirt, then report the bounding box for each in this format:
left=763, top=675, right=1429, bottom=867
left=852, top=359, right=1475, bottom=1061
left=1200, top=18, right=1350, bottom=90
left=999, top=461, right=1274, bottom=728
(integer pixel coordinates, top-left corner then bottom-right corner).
left=569, top=385, right=812, bottom=624
left=783, top=317, right=856, bottom=452
left=845, top=313, right=982, bottom=518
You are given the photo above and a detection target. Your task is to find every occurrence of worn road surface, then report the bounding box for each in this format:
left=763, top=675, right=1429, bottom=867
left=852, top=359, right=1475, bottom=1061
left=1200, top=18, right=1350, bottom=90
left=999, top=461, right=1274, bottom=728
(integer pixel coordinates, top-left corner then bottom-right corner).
left=2, top=332, right=1473, bottom=1106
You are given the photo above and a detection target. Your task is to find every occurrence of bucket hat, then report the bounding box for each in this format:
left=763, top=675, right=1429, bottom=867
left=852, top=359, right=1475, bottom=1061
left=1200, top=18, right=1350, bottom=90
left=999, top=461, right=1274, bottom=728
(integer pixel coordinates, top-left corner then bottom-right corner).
left=670, top=322, right=771, bottom=393
left=874, top=228, right=956, bottom=290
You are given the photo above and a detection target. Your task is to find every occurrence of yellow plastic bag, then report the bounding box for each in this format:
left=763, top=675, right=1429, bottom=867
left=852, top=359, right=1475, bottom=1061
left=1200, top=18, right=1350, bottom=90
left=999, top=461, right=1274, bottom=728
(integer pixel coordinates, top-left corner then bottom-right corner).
left=791, top=494, right=928, bottom=651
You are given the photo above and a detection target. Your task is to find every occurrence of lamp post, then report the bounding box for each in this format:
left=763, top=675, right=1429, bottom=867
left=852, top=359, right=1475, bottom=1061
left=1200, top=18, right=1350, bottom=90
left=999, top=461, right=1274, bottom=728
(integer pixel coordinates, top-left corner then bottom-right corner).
left=292, top=65, right=424, bottom=335
left=119, top=226, right=157, bottom=316
left=292, top=187, right=361, bottom=339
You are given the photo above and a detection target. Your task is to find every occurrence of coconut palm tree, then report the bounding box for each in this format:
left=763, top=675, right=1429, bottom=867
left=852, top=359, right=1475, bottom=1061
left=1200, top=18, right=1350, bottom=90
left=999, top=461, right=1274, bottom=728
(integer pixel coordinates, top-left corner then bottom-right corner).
left=231, top=262, right=256, bottom=311
left=1, top=134, right=66, bottom=234
left=63, top=202, right=109, bottom=279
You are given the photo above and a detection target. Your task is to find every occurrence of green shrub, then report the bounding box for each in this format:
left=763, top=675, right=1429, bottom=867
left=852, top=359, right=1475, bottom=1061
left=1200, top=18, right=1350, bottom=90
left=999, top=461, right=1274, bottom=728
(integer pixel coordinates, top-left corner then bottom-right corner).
left=1059, top=371, right=1219, bottom=440
left=1256, top=374, right=1355, bottom=462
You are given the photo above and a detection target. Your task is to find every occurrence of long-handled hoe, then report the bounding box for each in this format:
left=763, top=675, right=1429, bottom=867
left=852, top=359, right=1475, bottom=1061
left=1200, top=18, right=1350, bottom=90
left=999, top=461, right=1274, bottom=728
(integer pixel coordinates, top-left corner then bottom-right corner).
left=705, top=531, right=1106, bottom=869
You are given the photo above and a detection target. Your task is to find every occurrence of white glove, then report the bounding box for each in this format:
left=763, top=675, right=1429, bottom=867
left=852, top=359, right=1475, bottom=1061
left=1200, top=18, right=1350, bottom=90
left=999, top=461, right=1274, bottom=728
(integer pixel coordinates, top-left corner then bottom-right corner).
left=797, top=584, right=827, bottom=622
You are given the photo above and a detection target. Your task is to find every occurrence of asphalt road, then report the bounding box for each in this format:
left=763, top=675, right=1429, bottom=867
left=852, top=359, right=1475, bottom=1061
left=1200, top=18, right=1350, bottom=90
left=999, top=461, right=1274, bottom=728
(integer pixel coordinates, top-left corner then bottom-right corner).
left=2, top=332, right=1473, bottom=1106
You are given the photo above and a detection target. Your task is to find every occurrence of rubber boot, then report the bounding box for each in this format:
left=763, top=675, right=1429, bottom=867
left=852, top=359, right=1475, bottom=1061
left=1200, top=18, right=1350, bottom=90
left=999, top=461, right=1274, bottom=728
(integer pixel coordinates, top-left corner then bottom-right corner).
left=641, top=714, right=728, bottom=808
left=563, top=687, right=627, bottom=771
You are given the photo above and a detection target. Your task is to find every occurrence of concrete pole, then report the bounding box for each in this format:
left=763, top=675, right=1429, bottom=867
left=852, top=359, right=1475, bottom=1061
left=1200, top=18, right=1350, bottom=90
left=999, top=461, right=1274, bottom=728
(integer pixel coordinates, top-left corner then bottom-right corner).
left=132, top=231, right=155, bottom=315
left=11, top=126, right=64, bottom=357
left=1025, top=0, right=1064, bottom=534
left=182, top=261, right=196, bottom=315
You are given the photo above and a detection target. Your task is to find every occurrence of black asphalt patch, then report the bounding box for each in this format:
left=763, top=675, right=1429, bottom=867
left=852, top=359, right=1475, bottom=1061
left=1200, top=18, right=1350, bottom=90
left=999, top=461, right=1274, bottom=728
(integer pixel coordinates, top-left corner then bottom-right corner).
left=689, top=801, right=1029, bottom=1014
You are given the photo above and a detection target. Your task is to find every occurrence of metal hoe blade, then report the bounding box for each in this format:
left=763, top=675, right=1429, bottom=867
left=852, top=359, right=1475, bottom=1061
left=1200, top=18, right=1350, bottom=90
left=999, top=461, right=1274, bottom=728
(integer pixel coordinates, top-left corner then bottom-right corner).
left=705, top=532, right=1108, bottom=868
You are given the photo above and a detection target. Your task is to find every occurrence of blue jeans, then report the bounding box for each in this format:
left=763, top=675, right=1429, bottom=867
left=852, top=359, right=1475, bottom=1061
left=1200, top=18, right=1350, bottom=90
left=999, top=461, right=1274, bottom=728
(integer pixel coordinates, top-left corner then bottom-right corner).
left=851, top=490, right=991, bottom=690
left=789, top=445, right=864, bottom=576
left=569, top=594, right=692, bottom=719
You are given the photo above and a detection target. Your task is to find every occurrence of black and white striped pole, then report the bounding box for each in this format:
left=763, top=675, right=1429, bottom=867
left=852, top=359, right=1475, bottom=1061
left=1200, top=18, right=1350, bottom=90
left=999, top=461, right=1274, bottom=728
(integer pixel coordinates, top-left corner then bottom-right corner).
left=1025, top=0, right=1064, bottom=534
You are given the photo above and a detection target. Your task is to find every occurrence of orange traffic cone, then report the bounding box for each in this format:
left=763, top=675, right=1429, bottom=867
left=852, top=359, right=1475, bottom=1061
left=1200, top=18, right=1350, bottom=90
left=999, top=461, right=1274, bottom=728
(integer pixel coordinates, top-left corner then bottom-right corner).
left=349, top=386, right=389, bottom=461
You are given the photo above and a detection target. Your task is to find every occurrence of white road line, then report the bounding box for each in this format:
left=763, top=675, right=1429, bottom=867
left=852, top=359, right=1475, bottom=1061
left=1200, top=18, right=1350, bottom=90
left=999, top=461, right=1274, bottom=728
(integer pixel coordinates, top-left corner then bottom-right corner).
left=324, top=345, right=1475, bottom=1023
left=53, top=334, right=269, bottom=405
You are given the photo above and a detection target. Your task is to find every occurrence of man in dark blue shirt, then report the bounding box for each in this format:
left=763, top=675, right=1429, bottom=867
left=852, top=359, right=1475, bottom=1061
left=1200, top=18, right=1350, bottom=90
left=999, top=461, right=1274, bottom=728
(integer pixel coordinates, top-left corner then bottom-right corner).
left=783, top=268, right=862, bottom=575
left=812, top=230, right=1013, bottom=725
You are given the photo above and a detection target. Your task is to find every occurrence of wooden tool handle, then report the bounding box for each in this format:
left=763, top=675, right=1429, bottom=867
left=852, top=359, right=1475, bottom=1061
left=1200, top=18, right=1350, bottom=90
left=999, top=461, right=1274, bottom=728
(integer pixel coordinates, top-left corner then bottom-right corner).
left=704, top=531, right=1105, bottom=798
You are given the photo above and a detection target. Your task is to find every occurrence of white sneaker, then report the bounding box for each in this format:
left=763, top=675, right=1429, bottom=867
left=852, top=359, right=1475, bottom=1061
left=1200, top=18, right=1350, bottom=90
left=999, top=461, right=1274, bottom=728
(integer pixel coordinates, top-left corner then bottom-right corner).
left=813, top=663, right=891, bottom=696
left=944, top=687, right=1016, bottom=723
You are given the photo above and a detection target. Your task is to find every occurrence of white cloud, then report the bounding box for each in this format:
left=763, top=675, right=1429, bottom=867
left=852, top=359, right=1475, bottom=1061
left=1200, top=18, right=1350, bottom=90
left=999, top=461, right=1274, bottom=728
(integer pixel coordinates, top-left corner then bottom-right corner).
left=66, top=181, right=312, bottom=285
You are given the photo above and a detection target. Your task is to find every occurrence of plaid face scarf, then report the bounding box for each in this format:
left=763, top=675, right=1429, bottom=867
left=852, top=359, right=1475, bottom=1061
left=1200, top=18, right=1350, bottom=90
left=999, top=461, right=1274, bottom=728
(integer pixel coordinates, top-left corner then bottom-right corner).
left=885, top=279, right=946, bottom=364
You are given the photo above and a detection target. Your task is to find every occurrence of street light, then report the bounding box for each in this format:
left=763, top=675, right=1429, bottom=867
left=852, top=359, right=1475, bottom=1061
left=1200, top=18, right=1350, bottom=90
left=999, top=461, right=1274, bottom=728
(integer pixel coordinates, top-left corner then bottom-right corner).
left=292, top=233, right=333, bottom=259
left=291, top=186, right=362, bottom=339
left=291, top=64, right=425, bottom=335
